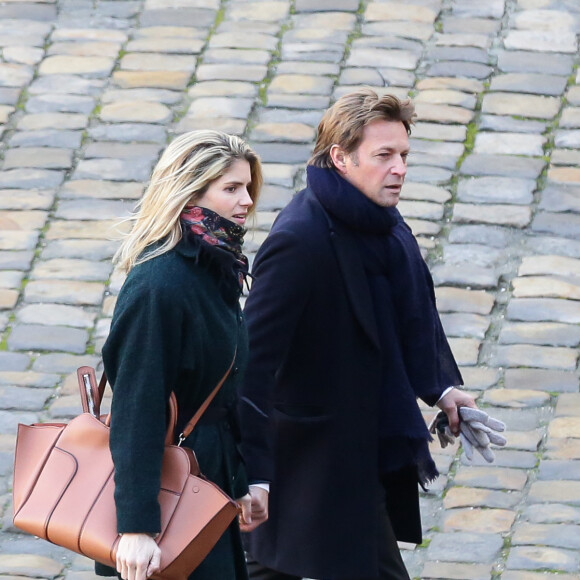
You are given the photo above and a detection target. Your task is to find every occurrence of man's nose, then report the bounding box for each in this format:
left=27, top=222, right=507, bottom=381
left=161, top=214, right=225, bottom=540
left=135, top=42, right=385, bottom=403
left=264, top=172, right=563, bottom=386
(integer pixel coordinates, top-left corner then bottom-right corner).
left=391, top=156, right=407, bottom=176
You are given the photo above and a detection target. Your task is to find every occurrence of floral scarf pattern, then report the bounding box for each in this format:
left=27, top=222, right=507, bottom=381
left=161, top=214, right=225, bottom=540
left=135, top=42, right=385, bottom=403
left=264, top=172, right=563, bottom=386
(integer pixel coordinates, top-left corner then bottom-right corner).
left=180, top=206, right=249, bottom=289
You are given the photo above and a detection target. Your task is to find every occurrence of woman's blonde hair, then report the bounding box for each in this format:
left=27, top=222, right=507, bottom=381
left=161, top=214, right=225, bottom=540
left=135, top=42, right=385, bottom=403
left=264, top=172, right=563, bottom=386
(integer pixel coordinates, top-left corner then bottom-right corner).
left=309, top=88, right=416, bottom=169
left=114, top=130, right=262, bottom=273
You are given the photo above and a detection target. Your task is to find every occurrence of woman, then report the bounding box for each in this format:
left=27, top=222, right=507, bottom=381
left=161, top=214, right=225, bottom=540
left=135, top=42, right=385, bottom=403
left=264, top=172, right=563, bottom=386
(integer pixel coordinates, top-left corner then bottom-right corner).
left=95, top=130, right=264, bottom=580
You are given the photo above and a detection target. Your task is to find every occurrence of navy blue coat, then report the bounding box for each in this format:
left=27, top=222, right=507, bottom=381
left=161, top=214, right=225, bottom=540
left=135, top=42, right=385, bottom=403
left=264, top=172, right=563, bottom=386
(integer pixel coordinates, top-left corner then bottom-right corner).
left=239, top=187, right=444, bottom=579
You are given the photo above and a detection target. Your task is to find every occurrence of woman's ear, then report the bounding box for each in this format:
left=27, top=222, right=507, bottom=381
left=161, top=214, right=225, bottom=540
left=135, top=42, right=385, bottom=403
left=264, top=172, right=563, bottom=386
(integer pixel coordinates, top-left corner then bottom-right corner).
left=329, top=144, right=348, bottom=174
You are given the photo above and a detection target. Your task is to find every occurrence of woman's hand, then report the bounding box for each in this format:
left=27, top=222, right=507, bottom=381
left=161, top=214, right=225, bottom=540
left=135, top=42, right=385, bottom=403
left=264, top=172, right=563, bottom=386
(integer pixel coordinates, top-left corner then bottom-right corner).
left=436, top=388, right=477, bottom=436
left=236, top=493, right=253, bottom=532
left=238, top=486, right=269, bottom=532
left=116, top=533, right=161, bottom=580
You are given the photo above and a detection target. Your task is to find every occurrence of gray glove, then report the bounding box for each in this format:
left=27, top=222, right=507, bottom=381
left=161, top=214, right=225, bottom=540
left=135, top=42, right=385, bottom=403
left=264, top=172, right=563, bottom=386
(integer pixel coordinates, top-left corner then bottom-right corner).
left=459, top=407, right=507, bottom=463
left=428, top=411, right=455, bottom=448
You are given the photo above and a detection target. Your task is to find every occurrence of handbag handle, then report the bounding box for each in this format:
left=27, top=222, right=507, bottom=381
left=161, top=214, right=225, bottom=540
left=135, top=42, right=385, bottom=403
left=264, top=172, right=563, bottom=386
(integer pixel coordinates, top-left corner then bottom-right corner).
left=76, top=348, right=237, bottom=446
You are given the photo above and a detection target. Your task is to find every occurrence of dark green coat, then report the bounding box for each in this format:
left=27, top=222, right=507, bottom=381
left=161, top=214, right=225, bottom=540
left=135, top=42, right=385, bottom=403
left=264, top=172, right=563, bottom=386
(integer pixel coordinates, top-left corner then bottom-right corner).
left=96, top=235, right=249, bottom=580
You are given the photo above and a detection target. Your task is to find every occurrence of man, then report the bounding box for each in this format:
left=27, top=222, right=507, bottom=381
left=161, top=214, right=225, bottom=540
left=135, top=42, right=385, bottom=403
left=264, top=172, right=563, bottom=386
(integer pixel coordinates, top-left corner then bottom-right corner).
left=238, top=89, right=476, bottom=580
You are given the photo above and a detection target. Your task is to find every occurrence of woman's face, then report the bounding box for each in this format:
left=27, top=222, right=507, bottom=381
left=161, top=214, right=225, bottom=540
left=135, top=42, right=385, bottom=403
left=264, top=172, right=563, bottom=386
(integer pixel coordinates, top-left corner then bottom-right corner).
left=197, top=159, right=253, bottom=226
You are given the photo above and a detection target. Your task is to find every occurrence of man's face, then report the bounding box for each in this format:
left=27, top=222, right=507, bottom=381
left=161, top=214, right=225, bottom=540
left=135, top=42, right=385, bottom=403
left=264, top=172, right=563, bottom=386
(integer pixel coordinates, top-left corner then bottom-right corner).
left=335, top=119, right=410, bottom=207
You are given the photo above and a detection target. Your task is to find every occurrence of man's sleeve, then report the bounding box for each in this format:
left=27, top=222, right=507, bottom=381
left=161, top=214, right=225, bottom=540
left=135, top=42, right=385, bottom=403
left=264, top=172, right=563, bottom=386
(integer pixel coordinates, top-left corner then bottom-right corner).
left=239, top=229, right=313, bottom=482
left=419, top=261, right=464, bottom=406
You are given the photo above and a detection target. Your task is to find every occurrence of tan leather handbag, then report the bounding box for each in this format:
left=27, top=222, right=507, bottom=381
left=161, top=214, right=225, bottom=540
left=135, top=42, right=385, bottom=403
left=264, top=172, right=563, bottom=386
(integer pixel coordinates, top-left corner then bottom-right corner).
left=13, top=360, right=240, bottom=580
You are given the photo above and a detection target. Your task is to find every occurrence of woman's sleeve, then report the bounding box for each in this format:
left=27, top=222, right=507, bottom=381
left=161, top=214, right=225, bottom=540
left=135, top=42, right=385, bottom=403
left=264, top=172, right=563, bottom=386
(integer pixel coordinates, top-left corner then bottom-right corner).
left=103, top=276, right=186, bottom=534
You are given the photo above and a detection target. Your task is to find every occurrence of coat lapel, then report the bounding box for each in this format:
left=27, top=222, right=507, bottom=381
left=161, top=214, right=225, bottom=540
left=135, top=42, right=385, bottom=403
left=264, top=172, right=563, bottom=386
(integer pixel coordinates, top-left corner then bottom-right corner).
left=329, top=220, right=381, bottom=351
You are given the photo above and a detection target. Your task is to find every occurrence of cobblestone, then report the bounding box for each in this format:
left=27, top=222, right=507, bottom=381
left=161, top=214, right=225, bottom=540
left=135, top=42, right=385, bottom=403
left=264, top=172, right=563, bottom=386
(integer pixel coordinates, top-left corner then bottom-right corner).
left=0, top=1, right=578, bottom=579
left=426, top=532, right=504, bottom=563
left=505, top=546, right=579, bottom=573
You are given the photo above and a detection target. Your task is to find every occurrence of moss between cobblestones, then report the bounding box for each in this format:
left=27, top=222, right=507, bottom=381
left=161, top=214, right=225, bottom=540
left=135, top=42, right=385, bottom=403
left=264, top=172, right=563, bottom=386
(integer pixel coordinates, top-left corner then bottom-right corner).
left=183, top=1, right=227, bottom=94
left=340, top=0, right=365, bottom=63
left=172, top=104, right=188, bottom=124
left=15, top=89, right=28, bottom=112
left=43, top=392, right=58, bottom=411
left=491, top=536, right=512, bottom=580
left=444, top=451, right=461, bottom=482
left=0, top=312, right=15, bottom=350
left=529, top=77, right=571, bottom=208
left=425, top=243, right=443, bottom=264
left=245, top=17, right=294, bottom=133
left=212, top=5, right=226, bottom=32
left=459, top=121, right=478, bottom=163
left=566, top=65, right=578, bottom=90
left=85, top=323, right=97, bottom=355
left=432, top=114, right=480, bottom=265
left=535, top=152, right=551, bottom=195
left=80, top=129, right=90, bottom=146
left=257, top=81, right=268, bottom=106
left=417, top=537, right=431, bottom=549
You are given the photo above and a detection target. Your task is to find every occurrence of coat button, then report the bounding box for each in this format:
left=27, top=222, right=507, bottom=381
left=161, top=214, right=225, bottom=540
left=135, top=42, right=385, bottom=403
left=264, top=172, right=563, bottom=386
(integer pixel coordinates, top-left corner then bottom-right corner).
left=232, top=367, right=239, bottom=376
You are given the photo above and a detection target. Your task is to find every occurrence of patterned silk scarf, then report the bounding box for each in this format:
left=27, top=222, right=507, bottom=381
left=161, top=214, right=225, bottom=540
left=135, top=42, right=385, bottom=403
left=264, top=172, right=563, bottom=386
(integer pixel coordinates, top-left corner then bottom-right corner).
left=180, top=206, right=249, bottom=289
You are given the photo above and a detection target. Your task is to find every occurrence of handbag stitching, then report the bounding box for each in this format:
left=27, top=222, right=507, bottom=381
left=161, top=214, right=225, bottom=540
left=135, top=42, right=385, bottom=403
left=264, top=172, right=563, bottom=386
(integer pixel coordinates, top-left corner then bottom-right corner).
left=78, top=467, right=115, bottom=557
left=155, top=446, right=190, bottom=546
left=13, top=424, right=67, bottom=519
left=44, top=446, right=78, bottom=544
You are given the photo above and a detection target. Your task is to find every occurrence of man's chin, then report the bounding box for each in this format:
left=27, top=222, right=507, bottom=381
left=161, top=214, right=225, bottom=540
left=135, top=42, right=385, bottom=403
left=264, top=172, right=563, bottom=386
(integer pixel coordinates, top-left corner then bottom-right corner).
left=381, top=194, right=400, bottom=207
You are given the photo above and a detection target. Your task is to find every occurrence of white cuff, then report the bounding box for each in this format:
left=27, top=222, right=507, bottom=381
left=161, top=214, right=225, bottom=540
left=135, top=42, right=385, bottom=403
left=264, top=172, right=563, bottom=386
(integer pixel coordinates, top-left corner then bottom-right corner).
left=436, top=386, right=455, bottom=404
left=250, top=483, right=270, bottom=493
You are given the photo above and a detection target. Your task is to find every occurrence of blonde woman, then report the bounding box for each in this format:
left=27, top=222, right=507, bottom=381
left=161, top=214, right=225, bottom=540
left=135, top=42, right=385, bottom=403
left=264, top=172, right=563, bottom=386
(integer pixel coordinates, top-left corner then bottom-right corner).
left=96, top=131, right=265, bottom=580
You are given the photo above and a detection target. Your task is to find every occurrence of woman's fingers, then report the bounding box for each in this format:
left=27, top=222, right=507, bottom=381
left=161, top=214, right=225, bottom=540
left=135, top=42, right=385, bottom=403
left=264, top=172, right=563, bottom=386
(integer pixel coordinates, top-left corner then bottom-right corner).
left=146, top=549, right=162, bottom=578
left=237, top=493, right=253, bottom=526
left=116, top=533, right=161, bottom=580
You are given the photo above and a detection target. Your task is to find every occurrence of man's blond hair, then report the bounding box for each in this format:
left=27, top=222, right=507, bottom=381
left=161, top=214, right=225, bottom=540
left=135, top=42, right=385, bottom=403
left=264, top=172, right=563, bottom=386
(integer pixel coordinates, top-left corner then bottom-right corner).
left=309, top=88, right=416, bottom=169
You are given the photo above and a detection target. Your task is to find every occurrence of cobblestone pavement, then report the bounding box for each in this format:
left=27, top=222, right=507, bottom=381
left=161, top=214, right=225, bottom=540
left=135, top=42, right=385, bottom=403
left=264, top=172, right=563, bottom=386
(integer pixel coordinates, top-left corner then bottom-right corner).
left=0, top=0, right=579, bottom=578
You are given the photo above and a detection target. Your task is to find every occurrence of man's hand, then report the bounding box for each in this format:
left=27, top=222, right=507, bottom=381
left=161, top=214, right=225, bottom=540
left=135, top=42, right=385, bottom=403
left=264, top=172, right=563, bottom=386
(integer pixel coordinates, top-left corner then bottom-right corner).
left=116, top=533, right=161, bottom=580
left=436, top=388, right=476, bottom=436
left=239, top=486, right=269, bottom=532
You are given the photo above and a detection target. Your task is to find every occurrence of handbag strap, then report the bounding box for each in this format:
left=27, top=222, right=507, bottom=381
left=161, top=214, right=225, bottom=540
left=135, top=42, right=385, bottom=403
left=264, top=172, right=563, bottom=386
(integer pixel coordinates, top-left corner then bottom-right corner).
left=177, top=349, right=237, bottom=446
left=78, top=348, right=237, bottom=445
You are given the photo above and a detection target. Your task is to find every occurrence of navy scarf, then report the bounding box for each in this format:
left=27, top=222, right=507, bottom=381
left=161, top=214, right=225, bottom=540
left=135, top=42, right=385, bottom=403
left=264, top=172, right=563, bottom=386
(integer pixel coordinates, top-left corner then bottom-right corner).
left=308, top=166, right=463, bottom=485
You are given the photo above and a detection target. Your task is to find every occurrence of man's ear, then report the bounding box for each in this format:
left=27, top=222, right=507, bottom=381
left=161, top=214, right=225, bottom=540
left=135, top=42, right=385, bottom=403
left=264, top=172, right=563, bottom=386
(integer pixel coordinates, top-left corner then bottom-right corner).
left=329, top=144, right=348, bottom=174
